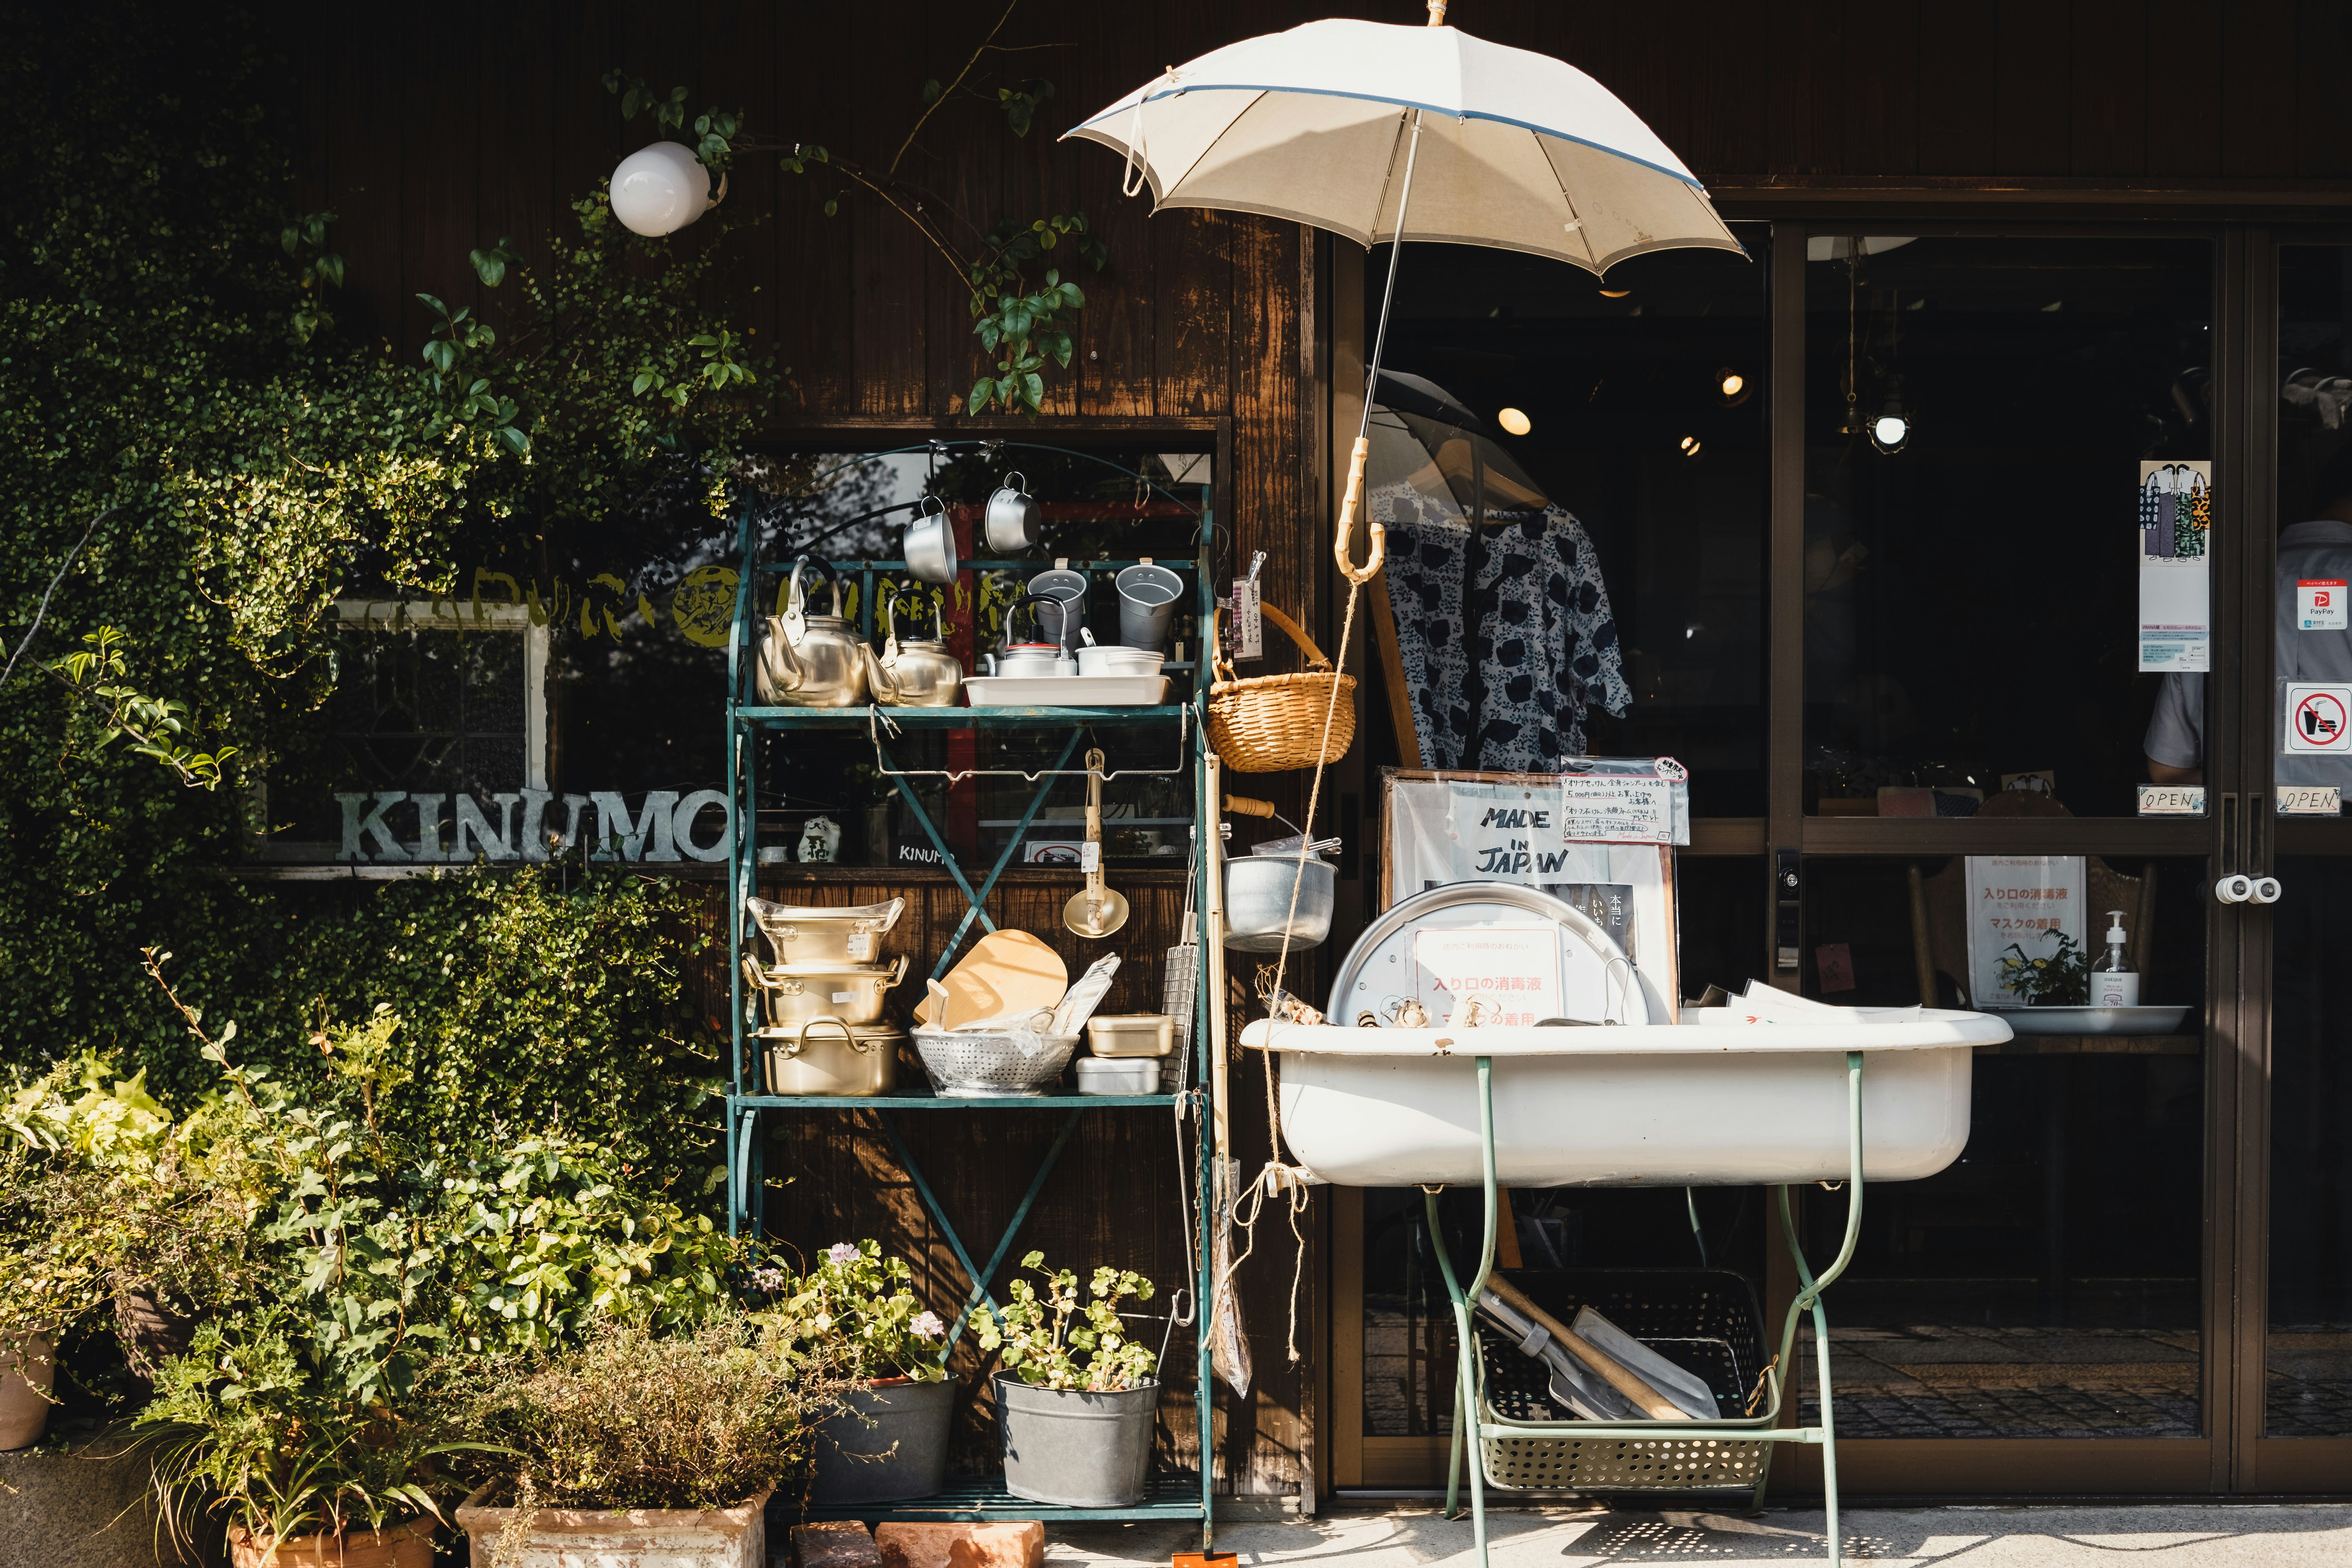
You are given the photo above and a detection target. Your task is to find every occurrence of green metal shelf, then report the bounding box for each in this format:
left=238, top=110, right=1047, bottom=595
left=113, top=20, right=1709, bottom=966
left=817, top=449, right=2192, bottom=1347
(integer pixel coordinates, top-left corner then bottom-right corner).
left=780, top=1470, right=1208, bottom=1525
left=731, top=1093, right=1179, bottom=1110
left=738, top=703, right=1189, bottom=728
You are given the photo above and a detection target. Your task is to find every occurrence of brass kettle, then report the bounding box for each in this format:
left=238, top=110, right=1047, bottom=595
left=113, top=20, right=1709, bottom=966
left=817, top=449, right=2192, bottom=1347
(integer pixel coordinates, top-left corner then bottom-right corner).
left=757, top=557, right=874, bottom=707
left=873, top=590, right=963, bottom=708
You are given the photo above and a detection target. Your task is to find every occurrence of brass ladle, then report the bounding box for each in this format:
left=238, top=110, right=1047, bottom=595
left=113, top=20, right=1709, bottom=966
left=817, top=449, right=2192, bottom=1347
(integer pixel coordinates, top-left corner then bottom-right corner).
left=1063, top=747, right=1130, bottom=939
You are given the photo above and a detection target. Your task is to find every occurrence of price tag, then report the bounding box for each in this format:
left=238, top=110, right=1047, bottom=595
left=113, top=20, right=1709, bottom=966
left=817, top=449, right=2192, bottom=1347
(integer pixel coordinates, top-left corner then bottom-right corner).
left=2278, top=786, right=2342, bottom=817
left=1230, top=576, right=1263, bottom=661
left=2136, top=784, right=2207, bottom=817
left=2301, top=579, right=2349, bottom=631
left=1081, top=840, right=1101, bottom=873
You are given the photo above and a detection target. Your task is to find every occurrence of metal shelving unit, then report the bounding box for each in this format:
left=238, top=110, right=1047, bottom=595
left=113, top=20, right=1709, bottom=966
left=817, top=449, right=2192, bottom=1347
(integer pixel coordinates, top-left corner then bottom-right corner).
left=721, top=445, right=1219, bottom=1542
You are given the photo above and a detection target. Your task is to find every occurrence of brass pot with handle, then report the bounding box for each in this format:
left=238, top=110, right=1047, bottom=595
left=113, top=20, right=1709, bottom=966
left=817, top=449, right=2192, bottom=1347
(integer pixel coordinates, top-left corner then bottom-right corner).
left=742, top=954, right=909, bottom=1027
left=872, top=590, right=963, bottom=708
left=757, top=556, right=875, bottom=707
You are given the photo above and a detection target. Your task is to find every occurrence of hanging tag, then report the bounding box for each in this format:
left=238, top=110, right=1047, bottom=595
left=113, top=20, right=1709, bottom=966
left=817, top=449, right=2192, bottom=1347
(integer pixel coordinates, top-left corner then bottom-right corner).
left=1231, top=576, right=1263, bottom=661
left=2300, top=579, right=2348, bottom=631
left=1081, top=841, right=1101, bottom=873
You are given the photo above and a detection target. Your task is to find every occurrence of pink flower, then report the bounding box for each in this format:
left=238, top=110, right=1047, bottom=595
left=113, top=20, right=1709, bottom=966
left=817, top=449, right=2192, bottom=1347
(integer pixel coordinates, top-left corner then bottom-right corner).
left=827, top=1243, right=861, bottom=1265
left=911, top=1311, right=946, bottom=1340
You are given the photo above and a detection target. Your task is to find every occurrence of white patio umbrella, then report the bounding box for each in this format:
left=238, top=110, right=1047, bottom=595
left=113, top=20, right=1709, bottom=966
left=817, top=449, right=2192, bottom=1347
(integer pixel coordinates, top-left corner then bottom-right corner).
left=1065, top=6, right=1741, bottom=583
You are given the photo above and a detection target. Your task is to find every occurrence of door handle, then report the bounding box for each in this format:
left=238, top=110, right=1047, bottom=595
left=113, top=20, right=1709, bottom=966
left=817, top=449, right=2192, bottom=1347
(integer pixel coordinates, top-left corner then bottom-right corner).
left=2212, top=791, right=2284, bottom=904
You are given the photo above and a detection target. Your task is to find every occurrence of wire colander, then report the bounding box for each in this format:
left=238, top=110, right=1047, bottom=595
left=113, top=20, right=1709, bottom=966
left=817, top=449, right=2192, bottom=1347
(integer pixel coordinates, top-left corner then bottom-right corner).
left=912, top=1030, right=1078, bottom=1097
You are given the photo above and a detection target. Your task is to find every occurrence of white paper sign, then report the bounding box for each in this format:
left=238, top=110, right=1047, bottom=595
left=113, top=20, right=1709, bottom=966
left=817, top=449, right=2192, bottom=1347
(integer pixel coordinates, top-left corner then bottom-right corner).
left=2286, top=683, right=2352, bottom=753
left=2278, top=785, right=2342, bottom=816
left=1558, top=775, right=1689, bottom=845
left=1230, top=576, right=1263, bottom=660
left=2300, top=579, right=2348, bottom=631
left=2136, top=783, right=2207, bottom=817
left=2138, top=460, right=2212, bottom=672
left=1964, top=855, right=2085, bottom=1007
left=1410, top=925, right=1564, bottom=1029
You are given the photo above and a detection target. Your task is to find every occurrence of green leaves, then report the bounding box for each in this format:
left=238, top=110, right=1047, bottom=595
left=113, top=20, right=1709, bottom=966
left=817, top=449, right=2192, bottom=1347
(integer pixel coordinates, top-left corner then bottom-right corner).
left=967, top=260, right=1091, bottom=415
left=996, top=78, right=1055, bottom=138
left=469, top=236, right=520, bottom=288
left=974, top=1253, right=1157, bottom=1391
left=48, top=628, right=239, bottom=790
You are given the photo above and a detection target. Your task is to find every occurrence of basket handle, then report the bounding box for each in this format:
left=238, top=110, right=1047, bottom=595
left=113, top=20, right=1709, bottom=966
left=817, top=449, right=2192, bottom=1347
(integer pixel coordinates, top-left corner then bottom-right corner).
left=1211, top=601, right=1332, bottom=684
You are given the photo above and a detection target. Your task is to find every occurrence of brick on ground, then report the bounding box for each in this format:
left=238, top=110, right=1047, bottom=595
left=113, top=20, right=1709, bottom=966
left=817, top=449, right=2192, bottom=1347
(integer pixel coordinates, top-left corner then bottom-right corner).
left=791, top=1520, right=884, bottom=1568
left=873, top=1520, right=1044, bottom=1568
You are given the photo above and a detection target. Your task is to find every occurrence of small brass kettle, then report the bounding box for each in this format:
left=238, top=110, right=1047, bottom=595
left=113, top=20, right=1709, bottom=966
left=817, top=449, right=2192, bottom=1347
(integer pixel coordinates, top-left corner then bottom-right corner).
left=872, top=590, right=963, bottom=708
left=758, top=557, right=874, bottom=707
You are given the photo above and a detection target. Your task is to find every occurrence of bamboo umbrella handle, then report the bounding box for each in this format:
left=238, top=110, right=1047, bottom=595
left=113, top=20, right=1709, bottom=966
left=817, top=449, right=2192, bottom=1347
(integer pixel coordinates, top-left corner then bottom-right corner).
left=1334, top=437, right=1385, bottom=585
left=1484, top=1275, right=1686, bottom=1421
left=1426, top=0, right=1449, bottom=23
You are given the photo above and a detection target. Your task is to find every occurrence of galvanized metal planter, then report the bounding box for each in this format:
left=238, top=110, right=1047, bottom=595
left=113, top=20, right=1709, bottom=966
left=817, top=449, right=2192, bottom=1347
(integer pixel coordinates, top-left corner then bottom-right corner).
left=993, top=1376, right=1157, bottom=1508
left=811, top=1380, right=955, bottom=1505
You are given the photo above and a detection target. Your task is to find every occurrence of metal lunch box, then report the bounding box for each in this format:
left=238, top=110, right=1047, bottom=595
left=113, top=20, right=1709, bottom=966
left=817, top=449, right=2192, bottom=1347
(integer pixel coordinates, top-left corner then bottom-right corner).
left=743, top=954, right=909, bottom=1027
left=1075, top=1057, right=1163, bottom=1096
left=760, top=1016, right=901, bottom=1097
left=745, top=896, right=906, bottom=966
left=1084, top=1014, right=1176, bottom=1058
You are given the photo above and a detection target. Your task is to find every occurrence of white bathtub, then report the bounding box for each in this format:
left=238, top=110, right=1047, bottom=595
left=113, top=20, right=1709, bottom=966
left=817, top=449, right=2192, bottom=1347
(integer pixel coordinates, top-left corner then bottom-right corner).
left=1240, top=1010, right=2010, bottom=1188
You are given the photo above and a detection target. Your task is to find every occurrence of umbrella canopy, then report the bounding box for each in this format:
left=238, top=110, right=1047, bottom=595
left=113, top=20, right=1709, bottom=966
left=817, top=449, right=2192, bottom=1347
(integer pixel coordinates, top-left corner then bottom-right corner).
left=1064, top=17, right=1739, bottom=276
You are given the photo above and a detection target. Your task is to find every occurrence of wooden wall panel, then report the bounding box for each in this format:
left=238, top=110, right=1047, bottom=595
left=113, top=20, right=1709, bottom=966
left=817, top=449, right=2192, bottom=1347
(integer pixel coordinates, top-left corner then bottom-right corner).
left=1993, top=0, right=2072, bottom=178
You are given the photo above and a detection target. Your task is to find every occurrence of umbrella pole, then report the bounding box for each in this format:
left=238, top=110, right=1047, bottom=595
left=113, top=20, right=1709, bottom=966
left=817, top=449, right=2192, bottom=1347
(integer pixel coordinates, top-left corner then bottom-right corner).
left=1334, top=108, right=1426, bottom=587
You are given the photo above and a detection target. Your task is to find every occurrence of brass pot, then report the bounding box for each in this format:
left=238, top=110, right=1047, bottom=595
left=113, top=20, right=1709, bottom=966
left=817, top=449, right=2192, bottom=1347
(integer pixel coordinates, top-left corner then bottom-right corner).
left=757, top=557, right=875, bottom=707
left=745, top=895, right=906, bottom=966
left=760, top=1016, right=901, bottom=1097
left=873, top=594, right=964, bottom=708
left=743, top=954, right=908, bottom=1027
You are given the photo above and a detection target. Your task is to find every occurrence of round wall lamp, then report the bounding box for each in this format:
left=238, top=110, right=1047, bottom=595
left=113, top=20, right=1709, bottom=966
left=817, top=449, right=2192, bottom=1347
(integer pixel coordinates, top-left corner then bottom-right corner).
left=610, top=141, right=727, bottom=237
left=1497, top=407, right=1533, bottom=436
left=1716, top=367, right=1751, bottom=408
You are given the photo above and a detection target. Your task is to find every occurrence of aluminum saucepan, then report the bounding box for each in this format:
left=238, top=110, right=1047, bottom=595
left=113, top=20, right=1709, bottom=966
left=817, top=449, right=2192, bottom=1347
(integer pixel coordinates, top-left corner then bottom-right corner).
left=904, top=495, right=957, bottom=585
left=1222, top=853, right=1336, bottom=953
left=745, top=895, right=906, bottom=966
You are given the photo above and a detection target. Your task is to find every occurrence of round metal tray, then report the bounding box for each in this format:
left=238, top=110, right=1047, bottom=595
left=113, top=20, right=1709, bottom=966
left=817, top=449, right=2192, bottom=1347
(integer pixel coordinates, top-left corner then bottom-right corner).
left=1325, top=882, right=1650, bottom=1030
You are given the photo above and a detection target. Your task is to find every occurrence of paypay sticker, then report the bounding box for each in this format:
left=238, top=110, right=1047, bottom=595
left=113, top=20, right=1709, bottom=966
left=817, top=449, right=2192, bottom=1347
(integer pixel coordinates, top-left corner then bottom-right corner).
left=2286, top=683, right=2352, bottom=753
left=2300, top=579, right=2348, bottom=631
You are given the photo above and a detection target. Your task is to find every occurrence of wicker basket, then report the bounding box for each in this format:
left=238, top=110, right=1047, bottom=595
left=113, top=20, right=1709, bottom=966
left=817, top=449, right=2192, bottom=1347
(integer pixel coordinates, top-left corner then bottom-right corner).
left=1474, top=1268, right=1776, bottom=1495
left=1206, top=603, right=1358, bottom=773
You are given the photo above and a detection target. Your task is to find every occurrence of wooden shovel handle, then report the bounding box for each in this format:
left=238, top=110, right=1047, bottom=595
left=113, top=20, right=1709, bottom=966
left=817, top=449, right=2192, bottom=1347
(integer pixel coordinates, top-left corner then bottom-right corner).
left=1223, top=795, right=1277, bottom=818
left=1484, top=1275, right=1686, bottom=1421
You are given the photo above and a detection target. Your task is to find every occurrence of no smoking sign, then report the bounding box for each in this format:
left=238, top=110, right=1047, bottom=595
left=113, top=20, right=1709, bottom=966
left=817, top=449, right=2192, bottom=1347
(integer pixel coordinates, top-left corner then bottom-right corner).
left=2287, top=683, right=2352, bottom=753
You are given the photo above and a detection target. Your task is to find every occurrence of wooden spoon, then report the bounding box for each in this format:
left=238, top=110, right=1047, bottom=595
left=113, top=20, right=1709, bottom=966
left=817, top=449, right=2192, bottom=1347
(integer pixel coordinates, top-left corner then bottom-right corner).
left=1063, top=748, right=1130, bottom=939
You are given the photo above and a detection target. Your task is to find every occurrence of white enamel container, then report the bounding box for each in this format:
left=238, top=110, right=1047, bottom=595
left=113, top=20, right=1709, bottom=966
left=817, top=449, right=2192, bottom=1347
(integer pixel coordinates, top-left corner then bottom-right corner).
left=1244, top=1009, right=2009, bottom=1188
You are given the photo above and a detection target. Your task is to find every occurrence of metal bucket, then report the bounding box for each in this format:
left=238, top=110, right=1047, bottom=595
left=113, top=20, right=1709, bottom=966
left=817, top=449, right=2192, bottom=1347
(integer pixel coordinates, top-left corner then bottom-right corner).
left=812, top=1379, right=955, bottom=1503
left=993, top=1376, right=1158, bottom=1507
left=1222, top=854, right=1336, bottom=953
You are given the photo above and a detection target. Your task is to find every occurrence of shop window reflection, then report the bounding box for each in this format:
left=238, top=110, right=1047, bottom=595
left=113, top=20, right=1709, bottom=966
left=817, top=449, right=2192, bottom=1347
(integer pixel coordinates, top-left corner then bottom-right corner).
left=1371, top=228, right=1769, bottom=815
left=1803, top=238, right=2213, bottom=819
left=1792, top=857, right=2207, bottom=1439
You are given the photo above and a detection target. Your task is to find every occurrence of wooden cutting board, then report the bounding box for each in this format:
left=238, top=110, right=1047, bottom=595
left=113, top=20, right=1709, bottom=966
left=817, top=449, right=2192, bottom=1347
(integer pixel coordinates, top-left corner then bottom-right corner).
left=935, top=930, right=1068, bottom=1030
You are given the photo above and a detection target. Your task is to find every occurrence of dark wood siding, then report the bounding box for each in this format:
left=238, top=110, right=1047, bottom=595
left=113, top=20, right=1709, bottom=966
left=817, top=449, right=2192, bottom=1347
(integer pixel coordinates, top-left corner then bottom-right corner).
left=279, top=0, right=2350, bottom=1500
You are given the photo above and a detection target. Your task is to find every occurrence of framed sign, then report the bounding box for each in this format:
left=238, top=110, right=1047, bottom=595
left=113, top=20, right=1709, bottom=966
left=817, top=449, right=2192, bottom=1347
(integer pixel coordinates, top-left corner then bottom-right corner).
left=1964, top=855, right=2086, bottom=1005
left=1380, top=767, right=1680, bottom=1020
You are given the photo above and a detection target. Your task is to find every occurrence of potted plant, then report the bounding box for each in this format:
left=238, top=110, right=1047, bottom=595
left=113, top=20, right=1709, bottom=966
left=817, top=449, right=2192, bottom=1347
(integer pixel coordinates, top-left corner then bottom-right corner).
left=975, top=1252, right=1160, bottom=1508
left=453, top=1312, right=843, bottom=1568
left=1997, top=930, right=2090, bottom=1006
left=771, top=1240, right=952, bottom=1504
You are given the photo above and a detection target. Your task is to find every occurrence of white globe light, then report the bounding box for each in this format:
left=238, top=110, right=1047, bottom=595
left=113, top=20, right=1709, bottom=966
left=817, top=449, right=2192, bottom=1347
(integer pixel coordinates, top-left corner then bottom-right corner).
left=1873, top=415, right=1909, bottom=447
left=1496, top=407, right=1532, bottom=436
left=609, top=141, right=710, bottom=237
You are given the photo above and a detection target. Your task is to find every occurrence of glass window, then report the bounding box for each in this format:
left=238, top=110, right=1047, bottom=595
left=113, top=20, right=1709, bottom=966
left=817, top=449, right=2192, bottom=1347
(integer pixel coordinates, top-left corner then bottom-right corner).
left=1793, top=856, right=2208, bottom=1439
left=1369, top=225, right=1770, bottom=815
left=1802, top=238, right=2214, bottom=818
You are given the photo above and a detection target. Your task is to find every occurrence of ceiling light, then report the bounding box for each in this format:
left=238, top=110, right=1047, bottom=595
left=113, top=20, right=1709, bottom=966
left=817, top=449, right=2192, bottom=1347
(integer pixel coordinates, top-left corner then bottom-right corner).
left=1716, top=368, right=1751, bottom=408
left=1599, top=288, right=1631, bottom=299
left=1497, top=407, right=1532, bottom=436
left=1869, top=376, right=1911, bottom=455
left=1679, top=435, right=1703, bottom=457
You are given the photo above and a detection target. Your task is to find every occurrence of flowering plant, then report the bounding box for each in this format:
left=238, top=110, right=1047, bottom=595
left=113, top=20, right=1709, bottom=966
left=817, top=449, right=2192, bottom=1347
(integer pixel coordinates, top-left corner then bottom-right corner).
left=770, top=1240, right=947, bottom=1384
left=976, top=1252, right=1157, bottom=1393
left=1997, top=929, right=2088, bottom=1005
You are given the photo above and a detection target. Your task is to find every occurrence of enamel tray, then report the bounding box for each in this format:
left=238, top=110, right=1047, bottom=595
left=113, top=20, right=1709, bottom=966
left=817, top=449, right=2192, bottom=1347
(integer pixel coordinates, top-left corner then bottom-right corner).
left=963, top=675, right=1168, bottom=707
left=1981, top=1004, right=2193, bottom=1037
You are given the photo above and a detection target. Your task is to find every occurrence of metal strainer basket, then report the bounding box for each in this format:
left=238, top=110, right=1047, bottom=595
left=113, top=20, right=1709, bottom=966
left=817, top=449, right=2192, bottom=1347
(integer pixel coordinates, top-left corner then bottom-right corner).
left=912, top=1030, right=1078, bottom=1097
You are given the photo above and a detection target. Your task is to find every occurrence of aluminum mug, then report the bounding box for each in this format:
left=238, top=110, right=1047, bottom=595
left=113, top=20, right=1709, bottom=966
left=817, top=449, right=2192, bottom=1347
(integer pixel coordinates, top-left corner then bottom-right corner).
left=1113, top=562, right=1184, bottom=652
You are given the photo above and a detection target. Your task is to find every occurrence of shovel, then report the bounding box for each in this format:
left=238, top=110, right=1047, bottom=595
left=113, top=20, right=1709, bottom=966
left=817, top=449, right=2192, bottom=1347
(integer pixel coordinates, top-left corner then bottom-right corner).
left=1063, top=747, right=1130, bottom=938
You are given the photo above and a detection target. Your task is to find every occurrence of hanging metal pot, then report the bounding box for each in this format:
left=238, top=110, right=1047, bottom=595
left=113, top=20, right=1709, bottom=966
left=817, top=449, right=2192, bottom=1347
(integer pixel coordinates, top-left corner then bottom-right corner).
left=904, top=496, right=958, bottom=585
left=985, top=472, right=1042, bottom=553
left=757, top=557, right=874, bottom=707
left=873, top=590, right=964, bottom=708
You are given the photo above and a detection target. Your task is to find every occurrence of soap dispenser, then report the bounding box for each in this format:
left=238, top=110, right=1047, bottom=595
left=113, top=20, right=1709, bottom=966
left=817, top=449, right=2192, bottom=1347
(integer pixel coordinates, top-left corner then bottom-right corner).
left=2092, top=909, right=2140, bottom=1007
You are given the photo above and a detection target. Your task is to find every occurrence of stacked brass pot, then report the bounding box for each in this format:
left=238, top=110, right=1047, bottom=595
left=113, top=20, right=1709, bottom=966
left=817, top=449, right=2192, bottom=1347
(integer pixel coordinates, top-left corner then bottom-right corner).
left=744, top=898, right=911, bottom=1096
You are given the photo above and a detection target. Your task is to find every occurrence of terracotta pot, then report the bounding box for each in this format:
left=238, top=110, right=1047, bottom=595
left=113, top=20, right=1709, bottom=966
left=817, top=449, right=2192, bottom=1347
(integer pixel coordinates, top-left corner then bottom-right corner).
left=456, top=1483, right=770, bottom=1568
left=226, top=1517, right=436, bottom=1568
left=0, top=1331, right=56, bottom=1450
left=117, top=1289, right=197, bottom=1379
